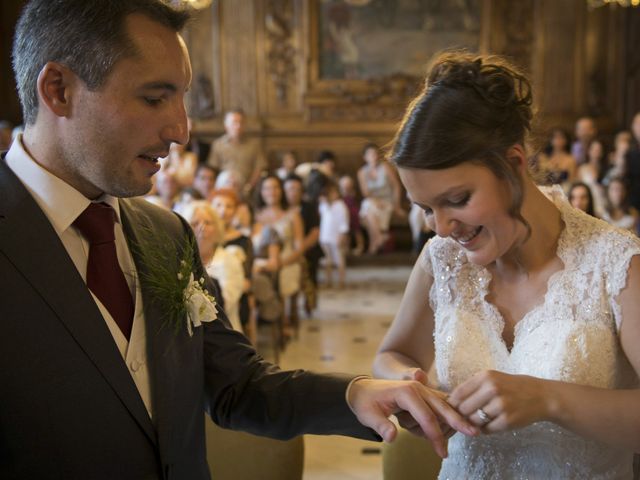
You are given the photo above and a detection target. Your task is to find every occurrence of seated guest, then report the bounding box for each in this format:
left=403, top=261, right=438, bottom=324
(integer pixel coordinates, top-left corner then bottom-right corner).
left=602, top=177, right=639, bottom=234
left=625, top=112, right=640, bottom=211
left=173, top=186, right=204, bottom=217
left=192, top=164, right=217, bottom=201
left=602, top=130, right=632, bottom=186
left=215, top=169, right=253, bottom=235
left=182, top=201, right=245, bottom=332
left=568, top=181, right=597, bottom=217
left=319, top=181, right=350, bottom=288
left=252, top=221, right=284, bottom=325
left=339, top=175, right=365, bottom=256
left=357, top=143, right=405, bottom=254
left=536, top=127, right=577, bottom=187
left=145, top=169, right=179, bottom=210
left=284, top=174, right=322, bottom=315
left=317, top=150, right=339, bottom=182
left=577, top=139, right=607, bottom=216
left=408, top=201, right=433, bottom=255
left=276, top=150, right=298, bottom=181
left=164, top=141, right=197, bottom=188
left=294, top=150, right=337, bottom=185
left=211, top=188, right=254, bottom=339
left=253, top=174, right=304, bottom=337
left=571, top=116, right=597, bottom=165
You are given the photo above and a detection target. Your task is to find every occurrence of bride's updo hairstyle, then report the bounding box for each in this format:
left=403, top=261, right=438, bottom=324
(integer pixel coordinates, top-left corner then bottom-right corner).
left=389, top=51, right=533, bottom=229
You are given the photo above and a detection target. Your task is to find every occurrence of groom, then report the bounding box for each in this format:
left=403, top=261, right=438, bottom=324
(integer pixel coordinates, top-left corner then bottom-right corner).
left=0, top=1, right=473, bottom=478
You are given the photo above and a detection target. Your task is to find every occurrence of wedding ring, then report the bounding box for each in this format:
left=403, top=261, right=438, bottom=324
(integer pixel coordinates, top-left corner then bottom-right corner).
left=476, top=407, right=492, bottom=424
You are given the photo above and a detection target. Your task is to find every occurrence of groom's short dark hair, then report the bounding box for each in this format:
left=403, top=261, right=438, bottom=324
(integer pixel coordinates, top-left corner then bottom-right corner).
left=12, top=0, right=190, bottom=125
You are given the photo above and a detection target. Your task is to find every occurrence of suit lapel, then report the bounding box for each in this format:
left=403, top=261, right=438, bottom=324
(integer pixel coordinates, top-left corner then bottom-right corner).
left=0, top=159, right=157, bottom=446
left=119, top=199, right=178, bottom=463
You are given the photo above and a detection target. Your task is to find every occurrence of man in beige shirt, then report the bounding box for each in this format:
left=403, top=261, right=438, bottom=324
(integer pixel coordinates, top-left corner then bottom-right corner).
left=207, top=109, right=266, bottom=196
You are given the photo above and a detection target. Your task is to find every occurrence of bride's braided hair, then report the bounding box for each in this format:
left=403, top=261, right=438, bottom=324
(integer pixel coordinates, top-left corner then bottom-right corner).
left=389, top=50, right=534, bottom=237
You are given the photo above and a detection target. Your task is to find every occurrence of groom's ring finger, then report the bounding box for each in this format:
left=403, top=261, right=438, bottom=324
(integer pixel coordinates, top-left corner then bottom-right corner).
left=395, top=411, right=418, bottom=430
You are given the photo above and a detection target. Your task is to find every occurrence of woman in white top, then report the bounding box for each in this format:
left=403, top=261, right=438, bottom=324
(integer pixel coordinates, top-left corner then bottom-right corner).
left=357, top=143, right=404, bottom=254
left=373, top=51, right=640, bottom=479
left=253, top=174, right=305, bottom=338
left=182, top=201, right=245, bottom=332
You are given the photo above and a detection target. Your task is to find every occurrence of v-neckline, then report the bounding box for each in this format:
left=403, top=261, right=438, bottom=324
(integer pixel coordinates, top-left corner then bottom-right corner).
left=477, top=201, right=570, bottom=354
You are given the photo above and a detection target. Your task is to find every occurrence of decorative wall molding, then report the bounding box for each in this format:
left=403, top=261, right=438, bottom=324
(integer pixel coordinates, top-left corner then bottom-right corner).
left=185, top=0, right=637, bottom=173
left=501, top=0, right=535, bottom=72
left=265, top=0, right=297, bottom=106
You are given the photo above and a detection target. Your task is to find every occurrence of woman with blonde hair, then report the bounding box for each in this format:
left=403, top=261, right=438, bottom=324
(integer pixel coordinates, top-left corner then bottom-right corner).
left=182, top=201, right=245, bottom=332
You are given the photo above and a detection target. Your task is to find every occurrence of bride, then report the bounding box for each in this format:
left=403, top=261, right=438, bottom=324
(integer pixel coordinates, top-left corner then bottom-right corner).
left=373, top=51, right=640, bottom=478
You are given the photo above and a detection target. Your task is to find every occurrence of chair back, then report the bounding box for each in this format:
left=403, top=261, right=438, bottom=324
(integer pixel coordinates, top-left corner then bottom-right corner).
left=382, top=429, right=442, bottom=480
left=205, top=417, right=305, bottom=480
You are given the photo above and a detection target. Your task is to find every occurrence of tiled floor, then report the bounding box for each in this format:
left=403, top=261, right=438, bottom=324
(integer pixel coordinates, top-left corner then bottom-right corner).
left=277, top=265, right=413, bottom=480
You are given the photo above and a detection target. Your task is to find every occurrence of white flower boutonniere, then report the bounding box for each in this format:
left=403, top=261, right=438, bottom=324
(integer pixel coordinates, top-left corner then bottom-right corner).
left=132, top=227, right=217, bottom=337
left=183, top=272, right=217, bottom=336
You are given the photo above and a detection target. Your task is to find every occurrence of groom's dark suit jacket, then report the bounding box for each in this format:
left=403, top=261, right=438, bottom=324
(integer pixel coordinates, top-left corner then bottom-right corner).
left=0, top=157, right=376, bottom=480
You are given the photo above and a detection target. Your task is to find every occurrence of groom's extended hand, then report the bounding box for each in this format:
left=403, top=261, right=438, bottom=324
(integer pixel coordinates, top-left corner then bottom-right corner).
left=347, top=378, right=479, bottom=458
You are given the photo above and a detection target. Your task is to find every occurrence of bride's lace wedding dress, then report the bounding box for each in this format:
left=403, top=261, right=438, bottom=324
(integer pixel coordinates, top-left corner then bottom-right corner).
left=422, top=189, right=639, bottom=479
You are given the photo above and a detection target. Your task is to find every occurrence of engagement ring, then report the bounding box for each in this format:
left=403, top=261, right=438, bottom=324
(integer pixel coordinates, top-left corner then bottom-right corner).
left=477, top=407, right=491, bottom=424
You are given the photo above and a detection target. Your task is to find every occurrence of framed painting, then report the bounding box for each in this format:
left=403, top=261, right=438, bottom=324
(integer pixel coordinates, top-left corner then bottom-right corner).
left=305, top=0, right=488, bottom=121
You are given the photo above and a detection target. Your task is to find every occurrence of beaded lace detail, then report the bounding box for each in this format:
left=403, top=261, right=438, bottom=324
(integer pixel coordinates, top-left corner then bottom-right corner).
left=420, top=188, right=639, bottom=479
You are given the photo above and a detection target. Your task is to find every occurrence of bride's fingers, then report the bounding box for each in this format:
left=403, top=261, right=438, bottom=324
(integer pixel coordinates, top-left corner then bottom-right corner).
left=471, top=397, right=508, bottom=433
left=421, top=388, right=479, bottom=436
left=405, top=423, right=456, bottom=442
left=448, top=370, right=498, bottom=409
left=398, top=410, right=458, bottom=439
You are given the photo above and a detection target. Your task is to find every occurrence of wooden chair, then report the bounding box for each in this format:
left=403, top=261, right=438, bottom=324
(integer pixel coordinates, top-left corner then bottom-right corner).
left=382, top=428, right=442, bottom=480
left=205, top=417, right=304, bottom=480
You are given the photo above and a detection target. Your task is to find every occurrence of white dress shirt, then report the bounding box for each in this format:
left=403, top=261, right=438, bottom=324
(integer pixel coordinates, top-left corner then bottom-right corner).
left=6, top=134, right=154, bottom=420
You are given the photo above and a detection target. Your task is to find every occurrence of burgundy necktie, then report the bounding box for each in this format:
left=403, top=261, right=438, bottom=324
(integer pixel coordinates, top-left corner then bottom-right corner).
left=74, top=202, right=134, bottom=340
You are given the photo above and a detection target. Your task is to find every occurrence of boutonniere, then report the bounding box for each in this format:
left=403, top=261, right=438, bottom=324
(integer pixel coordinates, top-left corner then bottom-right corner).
left=180, top=268, right=217, bottom=336
left=132, top=227, right=217, bottom=336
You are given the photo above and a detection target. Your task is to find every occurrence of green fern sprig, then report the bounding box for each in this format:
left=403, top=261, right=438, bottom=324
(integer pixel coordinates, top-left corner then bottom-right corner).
left=129, top=224, right=199, bottom=335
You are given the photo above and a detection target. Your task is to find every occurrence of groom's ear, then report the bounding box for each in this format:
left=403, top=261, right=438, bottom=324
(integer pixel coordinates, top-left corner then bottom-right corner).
left=36, top=62, right=77, bottom=119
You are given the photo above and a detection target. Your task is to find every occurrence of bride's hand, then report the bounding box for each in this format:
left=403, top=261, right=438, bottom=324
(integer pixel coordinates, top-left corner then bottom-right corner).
left=447, top=370, right=549, bottom=433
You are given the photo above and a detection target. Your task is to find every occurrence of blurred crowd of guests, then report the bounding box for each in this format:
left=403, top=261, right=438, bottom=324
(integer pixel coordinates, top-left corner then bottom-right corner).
left=534, top=113, right=640, bottom=234
left=128, top=109, right=403, bottom=346
left=3, top=109, right=639, bottom=345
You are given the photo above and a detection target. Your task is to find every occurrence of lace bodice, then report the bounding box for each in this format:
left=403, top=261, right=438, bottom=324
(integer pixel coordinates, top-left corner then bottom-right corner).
left=421, top=190, right=640, bottom=479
